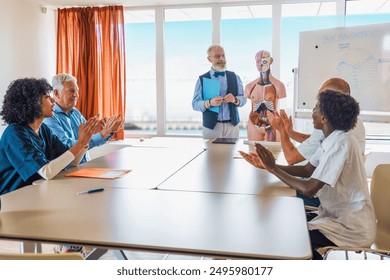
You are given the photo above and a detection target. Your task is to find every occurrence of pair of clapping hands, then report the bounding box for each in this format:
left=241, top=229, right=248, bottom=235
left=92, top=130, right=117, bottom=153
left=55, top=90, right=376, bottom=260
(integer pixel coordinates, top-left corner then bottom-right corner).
left=239, top=143, right=276, bottom=172
left=93, top=114, right=125, bottom=139
left=240, top=110, right=293, bottom=172
left=76, top=114, right=124, bottom=149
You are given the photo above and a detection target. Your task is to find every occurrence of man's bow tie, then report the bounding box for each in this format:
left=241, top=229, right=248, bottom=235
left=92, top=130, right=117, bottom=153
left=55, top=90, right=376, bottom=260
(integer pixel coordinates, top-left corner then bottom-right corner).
left=213, top=71, right=225, bottom=77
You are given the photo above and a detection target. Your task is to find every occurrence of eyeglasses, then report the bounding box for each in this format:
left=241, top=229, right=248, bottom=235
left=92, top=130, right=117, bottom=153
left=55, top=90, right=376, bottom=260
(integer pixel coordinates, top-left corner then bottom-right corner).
left=209, top=54, right=225, bottom=59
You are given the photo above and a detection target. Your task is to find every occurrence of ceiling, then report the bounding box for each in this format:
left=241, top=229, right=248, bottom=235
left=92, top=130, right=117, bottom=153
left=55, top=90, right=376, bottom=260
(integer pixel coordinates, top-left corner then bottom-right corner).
left=31, top=0, right=390, bottom=12
left=29, top=0, right=390, bottom=22
left=31, top=0, right=229, bottom=8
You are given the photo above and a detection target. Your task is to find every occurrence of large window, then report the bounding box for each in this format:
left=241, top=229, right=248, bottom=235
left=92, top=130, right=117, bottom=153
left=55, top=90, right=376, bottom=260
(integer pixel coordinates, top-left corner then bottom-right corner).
left=124, top=10, right=157, bottom=135
left=165, top=8, right=212, bottom=136
left=123, top=1, right=390, bottom=138
left=221, top=5, right=272, bottom=137
left=280, top=2, right=339, bottom=133
left=281, top=2, right=339, bottom=113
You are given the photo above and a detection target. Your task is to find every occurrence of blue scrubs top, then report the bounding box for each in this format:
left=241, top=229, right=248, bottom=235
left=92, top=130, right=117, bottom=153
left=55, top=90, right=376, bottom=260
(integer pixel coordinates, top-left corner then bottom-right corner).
left=0, top=123, right=68, bottom=195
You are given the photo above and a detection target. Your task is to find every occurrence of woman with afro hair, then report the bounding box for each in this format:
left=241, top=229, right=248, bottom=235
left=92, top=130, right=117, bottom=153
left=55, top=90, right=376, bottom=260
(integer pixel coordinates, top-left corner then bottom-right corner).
left=0, top=78, right=99, bottom=195
left=240, top=90, right=376, bottom=259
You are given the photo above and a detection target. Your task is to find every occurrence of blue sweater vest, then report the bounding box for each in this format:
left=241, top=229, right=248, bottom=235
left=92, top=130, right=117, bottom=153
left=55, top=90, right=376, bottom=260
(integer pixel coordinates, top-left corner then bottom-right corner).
left=199, top=71, right=240, bottom=129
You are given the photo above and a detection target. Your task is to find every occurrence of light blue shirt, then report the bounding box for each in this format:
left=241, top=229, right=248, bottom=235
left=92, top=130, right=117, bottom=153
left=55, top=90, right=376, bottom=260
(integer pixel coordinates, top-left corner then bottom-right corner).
left=43, top=103, right=112, bottom=163
left=192, top=68, right=246, bottom=122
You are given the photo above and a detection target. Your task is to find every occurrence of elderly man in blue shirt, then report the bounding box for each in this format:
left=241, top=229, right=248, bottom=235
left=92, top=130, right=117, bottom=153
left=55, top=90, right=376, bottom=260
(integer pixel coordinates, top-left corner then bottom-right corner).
left=43, top=73, right=123, bottom=255
left=44, top=73, right=123, bottom=163
left=192, top=45, right=246, bottom=139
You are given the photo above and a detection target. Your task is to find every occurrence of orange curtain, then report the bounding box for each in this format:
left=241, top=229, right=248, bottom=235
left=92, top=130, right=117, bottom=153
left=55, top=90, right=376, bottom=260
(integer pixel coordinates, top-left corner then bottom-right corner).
left=56, top=6, right=126, bottom=139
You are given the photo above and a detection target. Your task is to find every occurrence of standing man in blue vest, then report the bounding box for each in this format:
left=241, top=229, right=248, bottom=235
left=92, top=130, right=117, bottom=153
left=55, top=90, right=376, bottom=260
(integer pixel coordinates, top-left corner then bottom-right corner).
left=192, top=45, right=246, bottom=139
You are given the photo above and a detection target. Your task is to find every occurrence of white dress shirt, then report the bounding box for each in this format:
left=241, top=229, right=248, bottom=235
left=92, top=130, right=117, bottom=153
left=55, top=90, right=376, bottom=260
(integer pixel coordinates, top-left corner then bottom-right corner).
left=297, top=117, right=366, bottom=160
left=308, top=130, right=376, bottom=247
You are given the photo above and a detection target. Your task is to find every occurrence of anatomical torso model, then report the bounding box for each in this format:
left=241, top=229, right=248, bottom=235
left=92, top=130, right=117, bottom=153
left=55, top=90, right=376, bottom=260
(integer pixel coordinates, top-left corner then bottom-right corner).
left=245, top=50, right=286, bottom=141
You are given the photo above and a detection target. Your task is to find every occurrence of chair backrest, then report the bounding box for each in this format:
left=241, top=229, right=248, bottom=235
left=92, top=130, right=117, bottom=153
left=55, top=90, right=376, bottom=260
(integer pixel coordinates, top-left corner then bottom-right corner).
left=0, top=252, right=84, bottom=260
left=370, top=164, right=390, bottom=251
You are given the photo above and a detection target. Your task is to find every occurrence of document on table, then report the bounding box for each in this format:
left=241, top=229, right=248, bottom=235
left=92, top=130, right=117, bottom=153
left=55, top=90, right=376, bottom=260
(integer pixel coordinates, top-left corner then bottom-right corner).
left=65, top=168, right=131, bottom=179
left=202, top=77, right=220, bottom=113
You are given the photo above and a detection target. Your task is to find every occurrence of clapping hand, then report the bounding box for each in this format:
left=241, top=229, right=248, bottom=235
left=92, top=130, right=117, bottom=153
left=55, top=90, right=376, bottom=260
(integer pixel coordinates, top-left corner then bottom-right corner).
left=77, top=116, right=99, bottom=148
left=267, top=111, right=284, bottom=131
left=100, top=114, right=124, bottom=138
left=279, top=109, right=293, bottom=135
left=255, top=143, right=276, bottom=172
left=109, top=114, right=125, bottom=133
left=238, top=150, right=264, bottom=169
left=92, top=114, right=104, bottom=135
left=239, top=143, right=276, bottom=172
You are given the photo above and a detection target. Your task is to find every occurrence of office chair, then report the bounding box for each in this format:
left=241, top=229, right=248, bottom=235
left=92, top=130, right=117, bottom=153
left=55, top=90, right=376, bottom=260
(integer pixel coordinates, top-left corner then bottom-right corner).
left=0, top=252, right=84, bottom=260
left=317, top=164, right=390, bottom=260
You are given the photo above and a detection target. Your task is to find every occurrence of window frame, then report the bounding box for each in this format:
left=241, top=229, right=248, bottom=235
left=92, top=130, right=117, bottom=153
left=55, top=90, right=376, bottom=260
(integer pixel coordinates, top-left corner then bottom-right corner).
left=123, top=0, right=389, bottom=138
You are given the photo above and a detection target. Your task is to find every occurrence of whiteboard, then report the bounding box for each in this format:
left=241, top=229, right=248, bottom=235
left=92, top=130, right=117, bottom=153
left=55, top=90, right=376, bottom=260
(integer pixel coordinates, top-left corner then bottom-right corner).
left=297, top=23, right=390, bottom=117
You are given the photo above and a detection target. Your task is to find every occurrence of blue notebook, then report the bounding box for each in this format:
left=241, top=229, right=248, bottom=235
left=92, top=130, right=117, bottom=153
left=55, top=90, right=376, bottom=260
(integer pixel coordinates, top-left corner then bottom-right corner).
left=203, top=77, right=220, bottom=113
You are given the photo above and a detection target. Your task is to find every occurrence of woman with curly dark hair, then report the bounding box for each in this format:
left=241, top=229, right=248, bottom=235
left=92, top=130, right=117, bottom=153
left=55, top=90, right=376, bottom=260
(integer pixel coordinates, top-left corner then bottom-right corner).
left=0, top=78, right=99, bottom=195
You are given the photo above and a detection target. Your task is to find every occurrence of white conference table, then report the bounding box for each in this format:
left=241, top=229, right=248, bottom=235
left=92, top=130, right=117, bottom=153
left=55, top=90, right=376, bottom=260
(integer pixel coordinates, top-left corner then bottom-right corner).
left=1, top=137, right=309, bottom=259
left=0, top=184, right=311, bottom=260
left=132, top=136, right=208, bottom=149
left=158, top=139, right=295, bottom=196
left=34, top=146, right=205, bottom=189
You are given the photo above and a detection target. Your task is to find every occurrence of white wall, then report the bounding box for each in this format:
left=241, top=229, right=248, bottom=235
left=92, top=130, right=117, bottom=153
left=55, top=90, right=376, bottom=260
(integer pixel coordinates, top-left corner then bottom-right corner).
left=0, top=0, right=57, bottom=127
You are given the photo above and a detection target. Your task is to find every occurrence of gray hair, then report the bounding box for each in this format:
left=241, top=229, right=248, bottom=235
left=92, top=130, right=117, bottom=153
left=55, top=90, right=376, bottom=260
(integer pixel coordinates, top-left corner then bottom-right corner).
left=207, top=44, right=223, bottom=56
left=52, top=73, right=77, bottom=91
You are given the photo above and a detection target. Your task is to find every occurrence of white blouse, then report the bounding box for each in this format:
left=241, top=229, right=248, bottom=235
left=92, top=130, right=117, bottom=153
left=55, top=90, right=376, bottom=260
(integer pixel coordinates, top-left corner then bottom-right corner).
left=297, top=117, right=366, bottom=160
left=308, top=130, right=376, bottom=247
